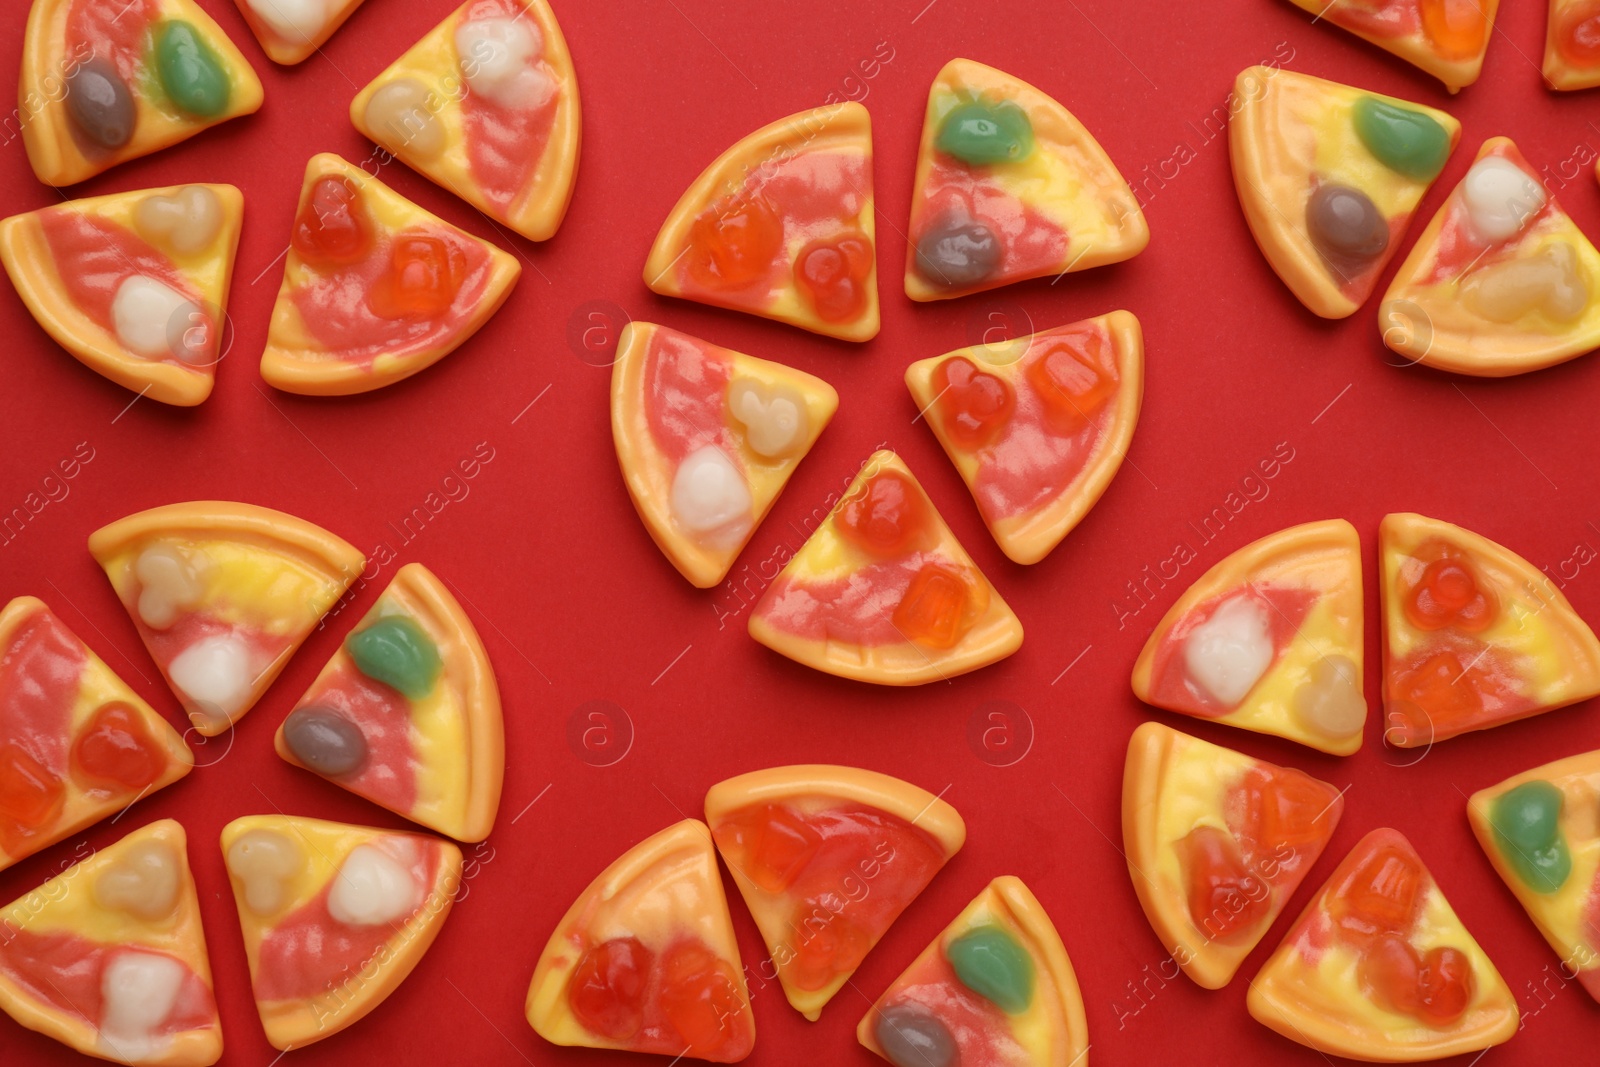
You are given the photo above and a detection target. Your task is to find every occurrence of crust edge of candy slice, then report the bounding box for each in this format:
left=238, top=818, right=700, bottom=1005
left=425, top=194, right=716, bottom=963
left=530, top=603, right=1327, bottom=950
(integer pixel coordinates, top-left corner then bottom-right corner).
left=1280, top=0, right=1498, bottom=93
left=233, top=0, right=370, bottom=66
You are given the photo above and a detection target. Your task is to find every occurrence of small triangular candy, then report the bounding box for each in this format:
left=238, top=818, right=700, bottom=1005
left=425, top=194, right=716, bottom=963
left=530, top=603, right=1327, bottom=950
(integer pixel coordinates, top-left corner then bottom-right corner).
left=703, top=765, right=965, bottom=1020
left=232, top=0, right=368, bottom=65
left=526, top=819, right=756, bottom=1063
left=905, top=58, right=1147, bottom=302
left=905, top=310, right=1143, bottom=564
left=644, top=102, right=879, bottom=341
left=1122, top=722, right=1345, bottom=989
left=1467, top=747, right=1600, bottom=1002
left=1544, top=0, right=1600, bottom=89
left=1248, top=828, right=1519, bottom=1061
left=612, top=322, right=839, bottom=588
left=1132, top=520, right=1367, bottom=756
left=1229, top=67, right=1459, bottom=318
left=0, top=183, right=243, bottom=406
left=88, top=501, right=365, bottom=736
left=260, top=153, right=521, bottom=395
left=748, top=450, right=1023, bottom=685
left=221, top=815, right=461, bottom=1049
left=0, top=819, right=221, bottom=1066
left=275, top=562, right=504, bottom=842
left=1279, top=0, right=1498, bottom=92
left=350, top=0, right=579, bottom=241
left=856, top=876, right=1089, bottom=1067
left=1379, top=512, right=1600, bottom=746
left=1379, top=138, right=1600, bottom=376
left=21, top=0, right=264, bottom=186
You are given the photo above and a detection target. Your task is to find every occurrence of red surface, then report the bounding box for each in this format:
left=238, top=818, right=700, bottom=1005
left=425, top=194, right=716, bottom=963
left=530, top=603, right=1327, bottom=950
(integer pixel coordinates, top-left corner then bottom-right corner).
left=1, top=0, right=1598, bottom=1064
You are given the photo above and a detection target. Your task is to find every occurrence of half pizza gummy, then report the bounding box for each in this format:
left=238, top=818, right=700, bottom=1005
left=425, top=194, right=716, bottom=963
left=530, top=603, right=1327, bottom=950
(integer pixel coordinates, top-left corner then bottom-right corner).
left=1380, top=512, right=1600, bottom=746
left=704, top=765, right=965, bottom=1020
left=233, top=0, right=368, bottom=66
left=748, top=451, right=1023, bottom=685
left=1230, top=67, right=1459, bottom=319
left=645, top=102, right=879, bottom=341
left=21, top=0, right=264, bottom=186
left=905, top=311, right=1143, bottom=564
left=905, top=58, right=1147, bottom=302
left=1132, top=520, right=1367, bottom=756
left=1280, top=0, right=1498, bottom=92
left=0, top=183, right=243, bottom=406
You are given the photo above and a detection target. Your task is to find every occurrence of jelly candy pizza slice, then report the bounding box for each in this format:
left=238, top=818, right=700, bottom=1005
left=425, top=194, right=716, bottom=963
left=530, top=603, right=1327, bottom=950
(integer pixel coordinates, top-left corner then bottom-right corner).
left=645, top=102, right=879, bottom=342
left=1230, top=67, right=1459, bottom=319
left=1381, top=513, right=1600, bottom=747
left=1379, top=138, right=1600, bottom=376
left=906, top=58, right=1147, bottom=302
left=1545, top=0, right=1600, bottom=89
left=1122, top=722, right=1345, bottom=989
left=88, top=501, right=364, bottom=736
left=1468, top=748, right=1600, bottom=1002
left=704, top=765, right=966, bottom=1021
left=1132, top=520, right=1367, bottom=756
left=1280, top=0, right=1498, bottom=92
left=0, top=184, right=243, bottom=407
left=260, top=153, right=521, bottom=395
left=1248, top=828, right=1518, bottom=1061
left=526, top=820, right=756, bottom=1063
left=905, top=311, right=1143, bottom=565
left=21, top=0, right=264, bottom=187
left=612, top=322, right=839, bottom=588
left=0, top=820, right=220, bottom=1066
left=233, top=0, right=367, bottom=65
left=221, top=815, right=461, bottom=1049
left=857, top=876, right=1088, bottom=1067
left=275, top=562, right=504, bottom=842
left=350, top=0, right=579, bottom=241
left=748, top=450, right=1023, bottom=685
left=0, top=597, right=192, bottom=874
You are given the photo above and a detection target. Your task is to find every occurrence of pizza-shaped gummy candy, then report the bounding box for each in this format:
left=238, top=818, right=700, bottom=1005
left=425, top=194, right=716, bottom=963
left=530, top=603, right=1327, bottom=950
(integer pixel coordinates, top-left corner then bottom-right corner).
left=233, top=0, right=368, bottom=65
left=1280, top=0, right=1498, bottom=92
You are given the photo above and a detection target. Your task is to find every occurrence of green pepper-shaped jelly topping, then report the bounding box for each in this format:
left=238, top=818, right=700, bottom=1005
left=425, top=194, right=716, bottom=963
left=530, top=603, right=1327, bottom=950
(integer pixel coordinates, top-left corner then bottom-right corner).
left=945, top=924, right=1034, bottom=1013
left=936, top=98, right=1035, bottom=166
left=1352, top=97, right=1451, bottom=182
left=155, top=21, right=231, bottom=118
left=1489, top=780, right=1571, bottom=894
left=346, top=615, right=441, bottom=700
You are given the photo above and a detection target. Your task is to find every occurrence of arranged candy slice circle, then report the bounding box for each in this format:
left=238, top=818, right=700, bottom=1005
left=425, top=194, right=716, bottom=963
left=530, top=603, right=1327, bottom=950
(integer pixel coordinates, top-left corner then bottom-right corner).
left=1122, top=722, right=1345, bottom=989
left=87, top=501, right=364, bottom=736
left=905, top=310, right=1143, bottom=564
left=856, top=876, right=1088, bottom=1067
left=526, top=819, right=756, bottom=1063
left=349, top=0, right=580, bottom=242
left=644, top=101, right=879, bottom=342
left=0, top=596, right=193, bottom=874
left=232, top=0, right=367, bottom=65
left=1247, top=828, right=1518, bottom=1061
left=1380, top=512, right=1600, bottom=747
left=1467, top=747, right=1600, bottom=1002
left=703, top=765, right=966, bottom=1021
left=1545, top=0, right=1600, bottom=89
left=259, top=153, right=522, bottom=395
left=0, top=819, right=221, bottom=1066
left=220, top=815, right=461, bottom=1049
left=20, top=0, right=264, bottom=187
left=1132, top=519, right=1367, bottom=756
left=905, top=57, right=1147, bottom=302
left=275, top=562, right=504, bottom=842
left=612, top=322, right=839, bottom=588
left=1230, top=66, right=1459, bottom=319
left=1279, top=0, right=1499, bottom=92
left=1380, top=138, right=1600, bottom=376
left=748, top=450, right=1023, bottom=685
left=0, top=183, right=243, bottom=406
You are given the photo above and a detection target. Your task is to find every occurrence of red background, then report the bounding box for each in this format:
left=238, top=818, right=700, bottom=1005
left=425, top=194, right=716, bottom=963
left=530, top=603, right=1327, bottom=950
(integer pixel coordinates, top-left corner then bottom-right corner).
left=3, top=0, right=1599, bottom=1064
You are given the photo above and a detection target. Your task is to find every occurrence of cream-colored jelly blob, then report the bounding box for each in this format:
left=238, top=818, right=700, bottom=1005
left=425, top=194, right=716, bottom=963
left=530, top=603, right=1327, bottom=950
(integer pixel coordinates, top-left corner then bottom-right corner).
left=729, top=378, right=808, bottom=458
left=670, top=445, right=753, bottom=548
left=1183, top=594, right=1274, bottom=706
left=245, top=0, right=329, bottom=41
left=328, top=843, right=421, bottom=926
left=94, top=840, right=182, bottom=922
left=1461, top=157, right=1547, bottom=244
left=99, top=950, right=185, bottom=1059
left=1461, top=242, right=1589, bottom=324
left=1292, top=654, right=1366, bottom=739
left=134, top=186, right=224, bottom=258
left=454, top=16, right=554, bottom=109
left=364, top=79, right=447, bottom=159
left=111, top=277, right=202, bottom=362
left=226, top=829, right=303, bottom=915
left=167, top=634, right=254, bottom=720
left=133, top=544, right=204, bottom=630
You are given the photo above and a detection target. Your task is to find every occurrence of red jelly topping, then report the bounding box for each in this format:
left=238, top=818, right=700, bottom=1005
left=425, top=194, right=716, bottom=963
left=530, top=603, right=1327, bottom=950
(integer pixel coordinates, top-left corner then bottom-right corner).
left=658, top=941, right=747, bottom=1056
left=1360, top=933, right=1473, bottom=1025
left=566, top=934, right=752, bottom=1060
left=1401, top=547, right=1497, bottom=633
left=835, top=471, right=930, bottom=558
left=1328, top=840, right=1424, bottom=948
left=717, top=802, right=821, bottom=894
left=569, top=936, right=653, bottom=1041
left=687, top=194, right=785, bottom=291
left=892, top=562, right=983, bottom=649
left=71, top=701, right=165, bottom=791
left=1181, top=824, right=1272, bottom=939
left=1240, top=765, right=1336, bottom=855
left=0, top=609, right=85, bottom=856
left=934, top=357, right=1014, bottom=449
left=367, top=234, right=466, bottom=319
left=795, top=231, right=873, bottom=321
left=1026, top=325, right=1118, bottom=430
left=292, top=176, right=373, bottom=267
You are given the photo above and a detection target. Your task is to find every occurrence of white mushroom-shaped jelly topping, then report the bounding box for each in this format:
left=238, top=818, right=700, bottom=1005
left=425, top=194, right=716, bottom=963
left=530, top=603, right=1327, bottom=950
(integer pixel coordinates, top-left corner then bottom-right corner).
left=99, top=951, right=185, bottom=1059
left=226, top=829, right=303, bottom=915
left=364, top=78, right=447, bottom=159
left=1292, top=654, right=1366, bottom=739
left=133, top=543, right=203, bottom=630
left=729, top=379, right=808, bottom=459
left=246, top=0, right=329, bottom=41
left=167, top=634, right=254, bottom=723
left=133, top=186, right=224, bottom=258
left=328, top=844, right=421, bottom=926
left=454, top=17, right=554, bottom=109
left=1461, top=157, right=1547, bottom=244
left=111, top=277, right=203, bottom=363
left=94, top=840, right=182, bottom=921
left=670, top=445, right=754, bottom=548
left=1183, top=593, right=1274, bottom=706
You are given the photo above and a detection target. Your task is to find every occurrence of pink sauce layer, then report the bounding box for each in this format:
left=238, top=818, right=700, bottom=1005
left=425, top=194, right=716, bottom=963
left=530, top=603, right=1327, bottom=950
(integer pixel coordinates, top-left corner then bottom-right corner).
left=296, top=660, right=418, bottom=816
left=0, top=608, right=85, bottom=856
left=755, top=552, right=952, bottom=647
left=459, top=0, right=560, bottom=212
left=67, top=0, right=157, bottom=82
left=130, top=607, right=285, bottom=709
left=1146, top=585, right=1319, bottom=715
left=913, top=157, right=1070, bottom=285
left=642, top=326, right=738, bottom=466
left=876, top=948, right=1031, bottom=1067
